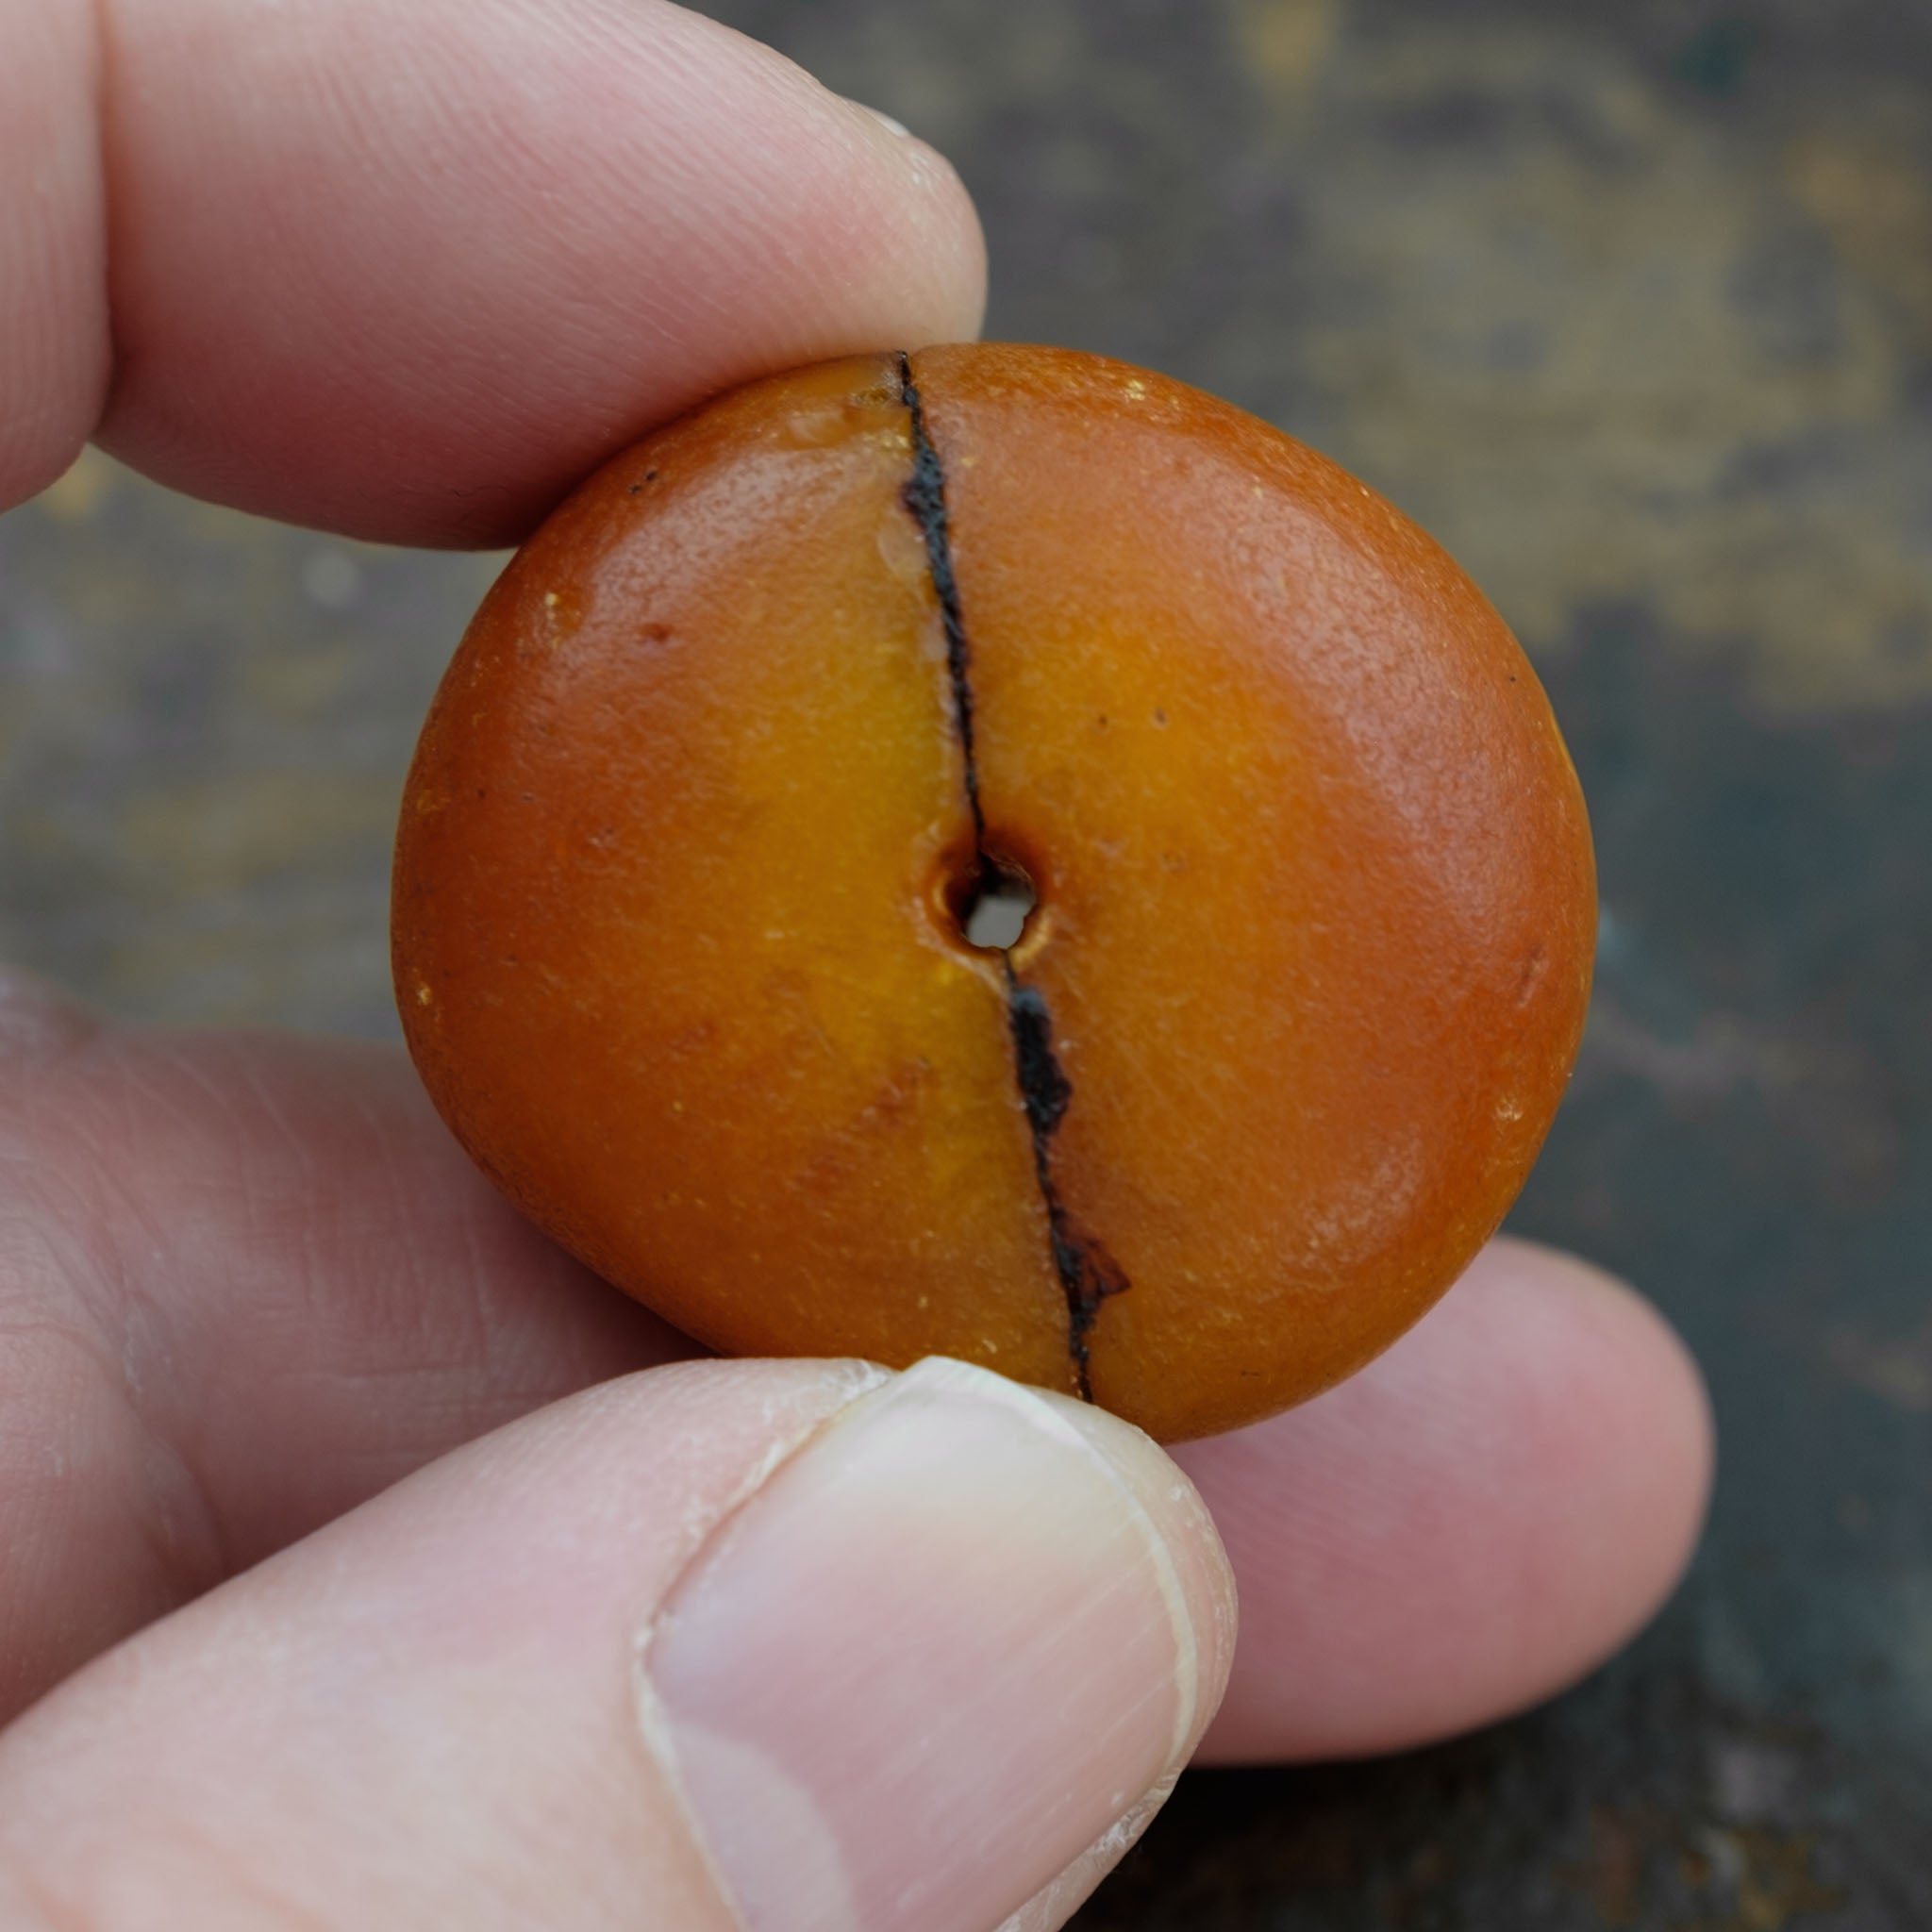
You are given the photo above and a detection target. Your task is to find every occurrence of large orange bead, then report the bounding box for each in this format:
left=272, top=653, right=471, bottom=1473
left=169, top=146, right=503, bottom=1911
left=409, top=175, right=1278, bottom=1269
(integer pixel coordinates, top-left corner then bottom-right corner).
left=392, top=344, right=1594, bottom=1441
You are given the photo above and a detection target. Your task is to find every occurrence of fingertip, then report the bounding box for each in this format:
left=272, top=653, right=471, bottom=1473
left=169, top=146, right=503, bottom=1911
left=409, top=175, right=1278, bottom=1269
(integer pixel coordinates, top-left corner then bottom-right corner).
left=0, top=0, right=108, bottom=513
left=1183, top=1238, right=1714, bottom=1763
left=1462, top=1239, right=1717, bottom=1620
left=0, top=1358, right=1227, bottom=1927
left=829, top=92, right=989, bottom=346
left=645, top=1358, right=1232, bottom=1930
left=93, top=0, right=991, bottom=543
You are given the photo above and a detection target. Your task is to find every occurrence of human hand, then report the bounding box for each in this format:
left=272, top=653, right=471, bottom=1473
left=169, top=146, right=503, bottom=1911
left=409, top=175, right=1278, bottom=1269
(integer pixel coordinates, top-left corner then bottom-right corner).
left=0, top=3, right=1713, bottom=1924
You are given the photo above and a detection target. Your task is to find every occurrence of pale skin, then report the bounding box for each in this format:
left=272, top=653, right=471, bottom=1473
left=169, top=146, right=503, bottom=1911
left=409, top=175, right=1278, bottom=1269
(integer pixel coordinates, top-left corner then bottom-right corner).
left=0, top=2, right=1716, bottom=1926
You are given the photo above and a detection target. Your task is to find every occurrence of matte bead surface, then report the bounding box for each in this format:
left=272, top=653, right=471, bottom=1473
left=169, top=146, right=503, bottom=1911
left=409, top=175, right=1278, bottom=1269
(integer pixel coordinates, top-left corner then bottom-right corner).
left=392, top=344, right=1595, bottom=1441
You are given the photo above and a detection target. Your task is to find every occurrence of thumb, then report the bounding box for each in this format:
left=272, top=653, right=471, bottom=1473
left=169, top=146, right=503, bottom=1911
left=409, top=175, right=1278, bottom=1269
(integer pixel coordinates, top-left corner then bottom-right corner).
left=0, top=1357, right=1236, bottom=1932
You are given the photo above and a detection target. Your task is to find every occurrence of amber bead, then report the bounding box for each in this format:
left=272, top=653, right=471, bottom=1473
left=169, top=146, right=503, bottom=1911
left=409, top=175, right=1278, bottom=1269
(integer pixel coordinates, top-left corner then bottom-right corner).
left=391, top=344, right=1595, bottom=1441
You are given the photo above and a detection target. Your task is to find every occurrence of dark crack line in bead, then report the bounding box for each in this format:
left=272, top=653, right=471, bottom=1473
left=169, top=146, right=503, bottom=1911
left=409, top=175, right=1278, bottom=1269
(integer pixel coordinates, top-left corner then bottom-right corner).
left=897, top=352, right=985, bottom=850
left=1002, top=972, right=1131, bottom=1399
left=896, top=352, right=1129, bottom=1402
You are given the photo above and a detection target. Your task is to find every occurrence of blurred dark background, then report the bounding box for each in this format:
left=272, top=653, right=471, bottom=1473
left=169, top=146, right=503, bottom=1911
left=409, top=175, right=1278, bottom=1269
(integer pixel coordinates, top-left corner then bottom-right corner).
left=4, top=0, right=1929, bottom=1923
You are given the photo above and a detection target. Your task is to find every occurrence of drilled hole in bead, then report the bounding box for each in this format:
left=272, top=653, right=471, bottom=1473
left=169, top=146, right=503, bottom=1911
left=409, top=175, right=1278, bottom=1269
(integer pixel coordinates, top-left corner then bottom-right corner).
left=950, top=857, right=1038, bottom=952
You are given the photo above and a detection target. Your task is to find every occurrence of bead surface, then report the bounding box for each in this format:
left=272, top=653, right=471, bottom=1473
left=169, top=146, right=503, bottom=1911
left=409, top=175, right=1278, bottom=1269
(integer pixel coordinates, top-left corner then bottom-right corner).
left=391, top=344, right=1595, bottom=1441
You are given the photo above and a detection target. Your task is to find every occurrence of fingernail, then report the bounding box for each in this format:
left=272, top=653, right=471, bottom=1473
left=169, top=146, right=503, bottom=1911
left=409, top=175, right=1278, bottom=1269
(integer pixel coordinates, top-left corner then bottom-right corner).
left=846, top=98, right=913, bottom=141
left=641, top=1358, right=1235, bottom=1932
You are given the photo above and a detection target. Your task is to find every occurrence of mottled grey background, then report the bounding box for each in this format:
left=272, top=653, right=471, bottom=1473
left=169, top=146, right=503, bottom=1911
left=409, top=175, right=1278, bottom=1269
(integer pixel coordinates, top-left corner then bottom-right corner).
left=4, top=0, right=1930, bottom=1924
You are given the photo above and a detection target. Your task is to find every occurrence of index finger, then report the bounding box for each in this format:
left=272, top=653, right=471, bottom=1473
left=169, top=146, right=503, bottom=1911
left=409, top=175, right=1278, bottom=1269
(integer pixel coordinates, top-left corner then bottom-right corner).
left=1, top=0, right=985, bottom=542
